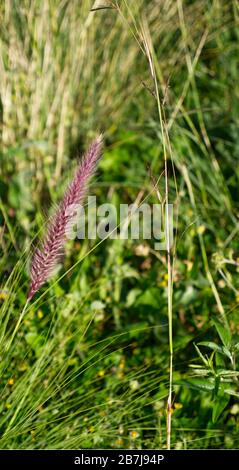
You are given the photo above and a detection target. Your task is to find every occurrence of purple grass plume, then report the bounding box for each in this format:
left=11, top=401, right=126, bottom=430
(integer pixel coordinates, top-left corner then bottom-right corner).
left=28, top=135, right=103, bottom=300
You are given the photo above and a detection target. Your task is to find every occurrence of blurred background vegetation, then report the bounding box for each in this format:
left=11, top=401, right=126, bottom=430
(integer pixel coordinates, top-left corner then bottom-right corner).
left=0, top=0, right=239, bottom=449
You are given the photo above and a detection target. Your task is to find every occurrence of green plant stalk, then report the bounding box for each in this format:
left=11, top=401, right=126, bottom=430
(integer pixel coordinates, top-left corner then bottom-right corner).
left=153, top=51, right=173, bottom=454
left=139, top=23, right=174, bottom=449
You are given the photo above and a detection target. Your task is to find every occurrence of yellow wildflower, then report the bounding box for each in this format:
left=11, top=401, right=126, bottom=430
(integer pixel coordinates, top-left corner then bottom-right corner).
left=37, top=309, right=44, bottom=319
left=197, top=225, right=206, bottom=235
left=116, top=438, right=123, bottom=446
left=18, top=362, right=28, bottom=372
left=174, top=402, right=183, bottom=410
left=98, top=369, right=105, bottom=377
left=0, top=291, right=8, bottom=300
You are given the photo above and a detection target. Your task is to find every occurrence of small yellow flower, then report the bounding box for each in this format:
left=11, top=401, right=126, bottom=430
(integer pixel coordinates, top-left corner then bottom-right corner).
left=18, top=362, right=28, bottom=372
left=130, top=431, right=139, bottom=439
left=119, top=361, right=125, bottom=370
left=6, top=403, right=12, bottom=409
left=159, top=280, right=167, bottom=288
left=7, top=378, right=14, bottom=386
left=0, top=291, right=8, bottom=300
left=197, top=225, right=206, bottom=235
left=37, top=309, right=44, bottom=319
left=98, top=369, right=105, bottom=377
left=174, top=402, right=183, bottom=410
left=116, top=438, right=123, bottom=446
left=164, top=273, right=169, bottom=281
left=89, top=426, right=95, bottom=433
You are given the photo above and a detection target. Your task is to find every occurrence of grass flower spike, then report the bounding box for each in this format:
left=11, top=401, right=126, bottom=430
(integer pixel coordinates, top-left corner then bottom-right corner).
left=28, top=135, right=103, bottom=300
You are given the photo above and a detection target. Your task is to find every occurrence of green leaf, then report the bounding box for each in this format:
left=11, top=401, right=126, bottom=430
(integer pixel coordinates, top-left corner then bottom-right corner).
left=224, top=389, right=239, bottom=398
left=136, top=288, right=161, bottom=309
left=194, top=343, right=208, bottom=367
left=177, top=378, right=215, bottom=392
left=180, top=285, right=198, bottom=306
left=218, top=370, right=239, bottom=377
left=212, top=393, right=230, bottom=422
left=212, top=318, right=231, bottom=349
left=213, top=375, right=220, bottom=397
left=194, top=370, right=210, bottom=376
left=198, top=341, right=232, bottom=361
left=25, top=332, right=44, bottom=357
left=126, top=288, right=142, bottom=307
left=174, top=334, right=193, bottom=349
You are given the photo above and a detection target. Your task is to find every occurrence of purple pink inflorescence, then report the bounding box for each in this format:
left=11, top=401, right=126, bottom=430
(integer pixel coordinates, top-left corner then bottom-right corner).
left=28, top=135, right=103, bottom=300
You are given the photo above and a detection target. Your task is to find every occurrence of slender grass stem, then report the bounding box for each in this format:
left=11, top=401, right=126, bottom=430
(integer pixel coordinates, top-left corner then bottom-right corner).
left=6, top=298, right=30, bottom=352
left=139, top=21, right=174, bottom=449
left=151, top=46, right=173, bottom=453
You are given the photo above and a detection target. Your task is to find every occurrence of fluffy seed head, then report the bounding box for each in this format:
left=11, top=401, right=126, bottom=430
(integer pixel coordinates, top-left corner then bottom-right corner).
left=28, top=135, right=103, bottom=300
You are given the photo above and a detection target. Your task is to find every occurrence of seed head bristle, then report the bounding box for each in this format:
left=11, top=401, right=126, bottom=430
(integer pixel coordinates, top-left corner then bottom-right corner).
left=28, top=135, right=103, bottom=300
